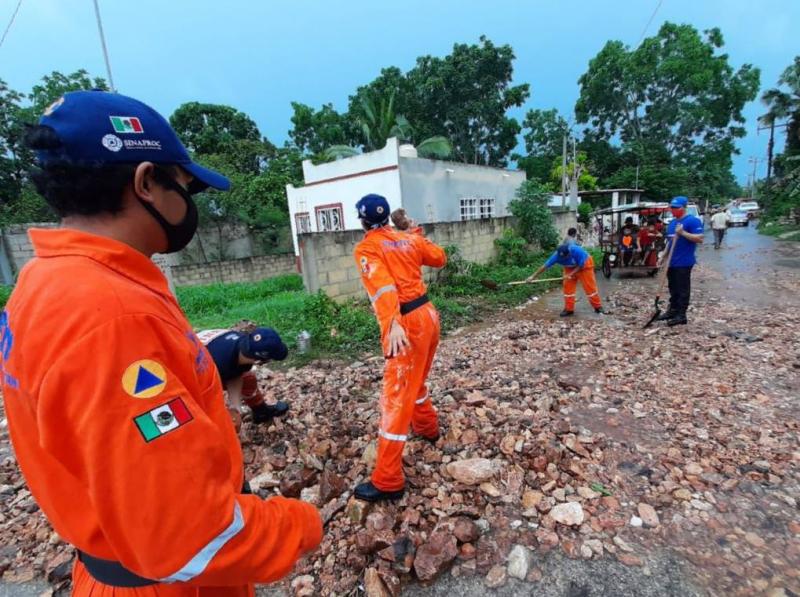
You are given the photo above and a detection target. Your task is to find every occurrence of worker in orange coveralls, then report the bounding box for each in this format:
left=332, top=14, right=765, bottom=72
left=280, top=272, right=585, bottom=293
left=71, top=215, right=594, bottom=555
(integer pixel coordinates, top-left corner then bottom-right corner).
left=0, top=90, right=321, bottom=596
left=352, top=194, right=447, bottom=502
left=527, top=243, right=603, bottom=317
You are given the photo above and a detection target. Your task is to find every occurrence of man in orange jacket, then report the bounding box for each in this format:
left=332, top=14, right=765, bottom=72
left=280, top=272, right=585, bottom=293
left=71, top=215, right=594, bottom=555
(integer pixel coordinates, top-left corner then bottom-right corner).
left=527, top=242, right=603, bottom=316
left=352, top=194, right=447, bottom=502
left=0, top=91, right=321, bottom=596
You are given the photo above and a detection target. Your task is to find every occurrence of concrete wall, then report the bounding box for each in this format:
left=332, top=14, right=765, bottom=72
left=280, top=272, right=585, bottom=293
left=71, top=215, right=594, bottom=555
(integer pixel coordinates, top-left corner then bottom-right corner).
left=1, top=223, right=295, bottom=288
left=299, top=217, right=515, bottom=301
left=171, top=254, right=296, bottom=287
left=399, top=158, right=526, bottom=224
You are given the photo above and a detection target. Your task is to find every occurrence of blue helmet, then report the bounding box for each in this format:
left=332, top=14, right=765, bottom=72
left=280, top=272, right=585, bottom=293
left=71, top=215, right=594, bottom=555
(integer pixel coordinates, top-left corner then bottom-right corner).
left=670, top=196, right=689, bottom=208
left=356, top=194, right=390, bottom=225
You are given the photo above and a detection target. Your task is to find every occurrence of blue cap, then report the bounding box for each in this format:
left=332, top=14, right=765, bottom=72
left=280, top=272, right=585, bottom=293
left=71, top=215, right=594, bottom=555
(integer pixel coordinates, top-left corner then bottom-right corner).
left=557, top=243, right=570, bottom=257
left=238, top=327, right=287, bottom=361
left=670, top=196, right=688, bottom=208
left=36, top=90, right=229, bottom=192
left=356, top=194, right=390, bottom=225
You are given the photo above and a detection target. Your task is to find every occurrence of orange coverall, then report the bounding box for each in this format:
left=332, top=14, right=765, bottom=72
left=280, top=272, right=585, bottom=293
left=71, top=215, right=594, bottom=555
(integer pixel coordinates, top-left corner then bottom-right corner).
left=563, top=256, right=601, bottom=312
left=354, top=225, right=446, bottom=491
left=0, top=229, right=321, bottom=596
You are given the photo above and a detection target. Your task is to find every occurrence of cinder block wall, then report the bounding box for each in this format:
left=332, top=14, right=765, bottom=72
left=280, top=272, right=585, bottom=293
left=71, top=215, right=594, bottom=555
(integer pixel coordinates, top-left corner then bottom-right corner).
left=171, top=254, right=296, bottom=286
left=298, top=217, right=516, bottom=302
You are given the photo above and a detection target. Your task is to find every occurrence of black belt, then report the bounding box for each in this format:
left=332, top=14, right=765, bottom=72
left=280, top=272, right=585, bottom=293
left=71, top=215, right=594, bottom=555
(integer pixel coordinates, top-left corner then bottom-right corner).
left=78, top=478, right=252, bottom=588
left=78, top=551, right=158, bottom=588
left=400, top=294, right=430, bottom=316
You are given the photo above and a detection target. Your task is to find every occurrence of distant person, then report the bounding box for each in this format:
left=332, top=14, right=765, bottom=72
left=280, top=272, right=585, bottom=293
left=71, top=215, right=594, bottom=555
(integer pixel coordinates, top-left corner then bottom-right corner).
left=526, top=243, right=602, bottom=316
left=565, top=227, right=580, bottom=245
left=710, top=209, right=730, bottom=249
left=656, top=196, right=704, bottom=326
left=619, top=224, right=637, bottom=266
left=197, top=326, right=290, bottom=431
left=638, top=223, right=663, bottom=267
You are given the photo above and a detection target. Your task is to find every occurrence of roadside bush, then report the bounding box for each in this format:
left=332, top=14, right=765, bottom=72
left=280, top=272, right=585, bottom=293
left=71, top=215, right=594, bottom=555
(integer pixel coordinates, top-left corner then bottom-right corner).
left=510, top=180, right=559, bottom=251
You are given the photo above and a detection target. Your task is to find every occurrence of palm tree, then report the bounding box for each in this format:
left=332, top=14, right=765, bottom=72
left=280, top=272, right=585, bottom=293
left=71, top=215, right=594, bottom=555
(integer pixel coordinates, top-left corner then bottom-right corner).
left=322, top=90, right=452, bottom=161
left=761, top=56, right=800, bottom=169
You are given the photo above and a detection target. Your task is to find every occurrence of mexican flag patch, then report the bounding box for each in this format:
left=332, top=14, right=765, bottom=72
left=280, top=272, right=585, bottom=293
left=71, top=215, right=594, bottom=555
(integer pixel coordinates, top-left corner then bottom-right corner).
left=110, top=116, right=144, bottom=134
left=134, top=398, right=192, bottom=442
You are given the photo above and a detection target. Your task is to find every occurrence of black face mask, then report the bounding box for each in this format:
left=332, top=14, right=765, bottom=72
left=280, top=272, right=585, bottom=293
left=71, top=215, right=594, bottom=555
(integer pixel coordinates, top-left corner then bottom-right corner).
left=139, top=167, right=199, bottom=254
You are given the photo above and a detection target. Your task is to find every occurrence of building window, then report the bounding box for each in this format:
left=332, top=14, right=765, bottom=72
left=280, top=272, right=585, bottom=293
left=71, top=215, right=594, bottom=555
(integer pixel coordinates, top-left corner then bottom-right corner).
left=479, top=198, right=495, bottom=219
left=295, top=212, right=311, bottom=234
left=315, top=204, right=344, bottom=232
left=460, top=198, right=477, bottom=221
left=460, top=197, right=495, bottom=221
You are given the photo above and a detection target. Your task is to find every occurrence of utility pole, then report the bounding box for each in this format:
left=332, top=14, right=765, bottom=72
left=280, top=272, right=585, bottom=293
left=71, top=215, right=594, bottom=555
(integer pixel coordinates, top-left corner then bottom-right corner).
left=561, top=134, right=567, bottom=208
left=757, top=120, right=790, bottom=179
left=93, top=0, right=116, bottom=92
left=635, top=164, right=640, bottom=190
left=748, top=157, right=764, bottom=199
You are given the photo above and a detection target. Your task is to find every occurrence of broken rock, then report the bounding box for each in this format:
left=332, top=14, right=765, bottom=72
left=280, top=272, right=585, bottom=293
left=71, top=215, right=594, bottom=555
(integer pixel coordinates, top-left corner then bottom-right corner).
left=446, top=458, right=498, bottom=485
left=637, top=503, right=660, bottom=528
left=484, top=565, right=507, bottom=588
left=550, top=502, right=584, bottom=526
left=413, top=532, right=458, bottom=581
left=506, top=545, right=533, bottom=580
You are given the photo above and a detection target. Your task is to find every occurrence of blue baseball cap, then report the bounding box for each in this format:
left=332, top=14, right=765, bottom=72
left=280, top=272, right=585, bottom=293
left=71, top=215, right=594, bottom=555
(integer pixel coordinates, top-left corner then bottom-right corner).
left=670, top=196, right=689, bottom=208
left=238, top=327, right=287, bottom=361
left=356, top=193, right=390, bottom=225
left=35, top=90, right=229, bottom=192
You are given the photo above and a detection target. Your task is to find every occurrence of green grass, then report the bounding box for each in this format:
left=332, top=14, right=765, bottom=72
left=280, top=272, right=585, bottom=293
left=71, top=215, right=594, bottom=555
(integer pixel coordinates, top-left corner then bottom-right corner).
left=758, top=221, right=800, bottom=241
left=0, top=286, right=11, bottom=311
left=0, top=247, right=598, bottom=363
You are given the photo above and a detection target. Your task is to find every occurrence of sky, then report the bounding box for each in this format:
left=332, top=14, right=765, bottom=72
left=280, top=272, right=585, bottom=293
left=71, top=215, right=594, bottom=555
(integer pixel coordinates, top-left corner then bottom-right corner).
left=2, top=0, right=798, bottom=186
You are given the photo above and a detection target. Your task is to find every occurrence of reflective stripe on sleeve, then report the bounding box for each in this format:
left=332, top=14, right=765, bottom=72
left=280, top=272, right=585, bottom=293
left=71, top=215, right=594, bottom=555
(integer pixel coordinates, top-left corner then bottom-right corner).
left=378, top=429, right=408, bottom=442
left=415, top=393, right=429, bottom=405
left=370, top=285, right=397, bottom=304
left=161, top=502, right=244, bottom=582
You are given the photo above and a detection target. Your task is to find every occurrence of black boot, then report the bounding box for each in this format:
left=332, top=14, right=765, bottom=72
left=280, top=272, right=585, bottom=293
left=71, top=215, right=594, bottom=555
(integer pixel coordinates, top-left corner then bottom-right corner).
left=354, top=481, right=405, bottom=502
left=251, top=401, right=290, bottom=424
left=560, top=310, right=574, bottom=317
left=667, top=314, right=688, bottom=327
left=595, top=307, right=603, bottom=314
left=656, top=310, right=676, bottom=322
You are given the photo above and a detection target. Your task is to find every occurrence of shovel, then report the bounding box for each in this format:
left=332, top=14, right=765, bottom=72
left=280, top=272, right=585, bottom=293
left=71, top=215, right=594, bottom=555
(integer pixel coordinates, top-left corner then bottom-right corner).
left=479, top=277, right=563, bottom=290
left=643, top=237, right=677, bottom=328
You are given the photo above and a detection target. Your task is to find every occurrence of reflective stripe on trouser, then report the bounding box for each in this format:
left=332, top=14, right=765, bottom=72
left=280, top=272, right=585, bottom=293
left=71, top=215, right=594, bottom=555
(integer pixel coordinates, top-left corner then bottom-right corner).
left=372, top=303, right=440, bottom=492
left=563, top=257, right=601, bottom=311
left=240, top=371, right=265, bottom=409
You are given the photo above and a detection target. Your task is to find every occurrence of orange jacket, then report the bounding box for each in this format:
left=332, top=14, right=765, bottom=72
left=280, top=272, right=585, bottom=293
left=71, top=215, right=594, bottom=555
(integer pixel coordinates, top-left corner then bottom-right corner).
left=353, top=225, right=446, bottom=349
left=0, top=229, right=321, bottom=588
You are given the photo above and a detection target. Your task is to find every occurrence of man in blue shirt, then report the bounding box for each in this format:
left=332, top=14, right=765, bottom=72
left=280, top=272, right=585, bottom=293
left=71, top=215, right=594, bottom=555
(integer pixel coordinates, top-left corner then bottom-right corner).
left=527, top=242, right=603, bottom=316
left=658, top=196, right=704, bottom=326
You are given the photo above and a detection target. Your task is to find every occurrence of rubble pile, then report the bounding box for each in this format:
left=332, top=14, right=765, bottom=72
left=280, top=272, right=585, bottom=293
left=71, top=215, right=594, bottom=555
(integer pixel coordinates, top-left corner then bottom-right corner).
left=1, top=266, right=798, bottom=596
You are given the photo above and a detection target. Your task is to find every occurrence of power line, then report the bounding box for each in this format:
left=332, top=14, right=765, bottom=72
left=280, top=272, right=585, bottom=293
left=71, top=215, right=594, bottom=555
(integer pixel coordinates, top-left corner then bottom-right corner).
left=637, top=0, right=664, bottom=46
left=0, top=0, right=23, bottom=50
left=92, top=0, right=116, bottom=92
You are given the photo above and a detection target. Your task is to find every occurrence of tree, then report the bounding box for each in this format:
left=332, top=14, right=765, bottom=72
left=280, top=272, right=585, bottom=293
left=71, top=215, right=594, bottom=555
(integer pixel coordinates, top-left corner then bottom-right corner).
left=170, top=103, right=271, bottom=174
left=761, top=56, right=800, bottom=156
left=509, top=180, right=559, bottom=250
left=575, top=23, right=759, bottom=200
left=289, top=102, right=354, bottom=155
left=515, top=109, right=568, bottom=182
left=350, top=37, right=529, bottom=167
left=550, top=151, right=598, bottom=192
left=0, top=70, right=109, bottom=225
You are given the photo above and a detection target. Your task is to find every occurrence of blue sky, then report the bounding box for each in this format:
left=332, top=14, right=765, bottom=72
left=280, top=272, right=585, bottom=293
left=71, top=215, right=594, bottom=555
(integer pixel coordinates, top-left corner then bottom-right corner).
left=2, top=0, right=798, bottom=185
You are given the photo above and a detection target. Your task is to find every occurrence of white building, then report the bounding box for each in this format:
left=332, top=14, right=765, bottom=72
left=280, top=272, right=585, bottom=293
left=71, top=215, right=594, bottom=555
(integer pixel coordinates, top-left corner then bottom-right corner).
left=285, top=137, right=526, bottom=256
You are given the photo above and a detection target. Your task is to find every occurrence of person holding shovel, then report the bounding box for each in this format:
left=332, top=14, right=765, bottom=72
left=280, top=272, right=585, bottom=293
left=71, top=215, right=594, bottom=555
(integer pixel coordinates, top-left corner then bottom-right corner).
left=656, top=196, right=704, bottom=326
left=527, top=242, right=602, bottom=316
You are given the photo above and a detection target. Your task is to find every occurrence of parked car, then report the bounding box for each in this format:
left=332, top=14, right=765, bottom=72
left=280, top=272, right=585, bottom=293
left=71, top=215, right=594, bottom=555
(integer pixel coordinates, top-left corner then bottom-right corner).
left=737, top=201, right=760, bottom=219
left=663, top=203, right=700, bottom=225
left=727, top=208, right=749, bottom=227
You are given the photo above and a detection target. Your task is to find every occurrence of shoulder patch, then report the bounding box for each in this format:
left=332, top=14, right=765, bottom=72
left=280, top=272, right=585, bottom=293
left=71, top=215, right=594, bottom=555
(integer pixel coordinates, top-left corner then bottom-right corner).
left=134, top=397, right=193, bottom=442
left=122, top=359, right=167, bottom=399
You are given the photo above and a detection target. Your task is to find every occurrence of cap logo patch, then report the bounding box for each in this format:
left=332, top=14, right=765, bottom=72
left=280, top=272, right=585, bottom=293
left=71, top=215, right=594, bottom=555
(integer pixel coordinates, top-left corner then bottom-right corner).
left=376, top=206, right=384, bottom=214
left=43, top=97, right=64, bottom=116
left=102, top=134, right=123, bottom=152
left=253, top=334, right=262, bottom=342
left=122, top=359, right=167, bottom=398
left=110, top=116, right=144, bottom=134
